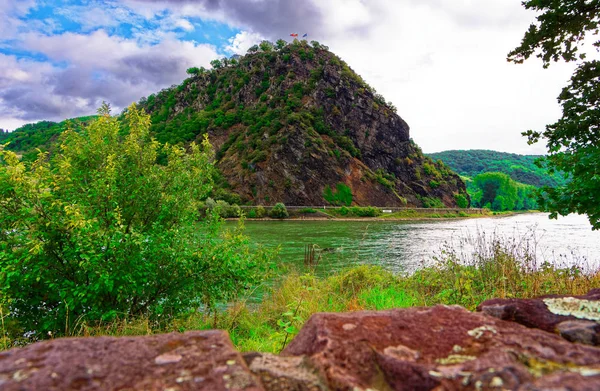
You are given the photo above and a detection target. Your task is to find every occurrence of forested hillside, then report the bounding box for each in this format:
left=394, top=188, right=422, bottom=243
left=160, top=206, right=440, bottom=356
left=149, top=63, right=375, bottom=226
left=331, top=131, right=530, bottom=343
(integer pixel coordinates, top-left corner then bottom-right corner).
left=0, top=116, right=97, bottom=161
left=427, top=150, right=567, bottom=188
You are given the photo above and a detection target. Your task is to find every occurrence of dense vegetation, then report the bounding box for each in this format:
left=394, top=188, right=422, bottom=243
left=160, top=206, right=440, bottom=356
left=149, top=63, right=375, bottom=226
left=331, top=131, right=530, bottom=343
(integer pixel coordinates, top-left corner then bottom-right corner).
left=0, top=116, right=97, bottom=162
left=427, top=150, right=547, bottom=211
left=0, top=104, right=272, bottom=337
left=509, top=0, right=600, bottom=229
left=468, top=172, right=538, bottom=211
left=427, top=150, right=567, bottom=188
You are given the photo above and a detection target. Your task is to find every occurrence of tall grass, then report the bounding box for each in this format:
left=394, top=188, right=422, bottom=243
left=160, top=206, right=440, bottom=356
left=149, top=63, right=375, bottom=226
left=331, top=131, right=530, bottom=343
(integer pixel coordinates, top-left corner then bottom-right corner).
left=1, top=231, right=598, bottom=353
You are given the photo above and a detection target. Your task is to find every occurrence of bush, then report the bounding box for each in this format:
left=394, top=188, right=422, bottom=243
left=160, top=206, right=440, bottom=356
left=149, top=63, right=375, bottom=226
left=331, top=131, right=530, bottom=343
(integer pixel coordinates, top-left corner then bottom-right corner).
left=349, top=206, right=381, bottom=217
left=269, top=203, right=289, bottom=219
left=215, top=201, right=241, bottom=218
left=455, top=194, right=469, bottom=209
left=323, top=183, right=353, bottom=206
left=255, top=205, right=267, bottom=218
left=0, top=104, right=273, bottom=336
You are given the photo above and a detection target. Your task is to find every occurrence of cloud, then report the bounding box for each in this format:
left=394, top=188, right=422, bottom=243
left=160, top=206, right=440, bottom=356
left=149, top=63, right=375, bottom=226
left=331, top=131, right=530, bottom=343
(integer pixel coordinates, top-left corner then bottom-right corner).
left=0, top=0, right=588, bottom=154
left=0, top=30, right=219, bottom=122
left=125, top=0, right=333, bottom=39
left=0, top=0, right=36, bottom=40
left=225, top=31, right=264, bottom=55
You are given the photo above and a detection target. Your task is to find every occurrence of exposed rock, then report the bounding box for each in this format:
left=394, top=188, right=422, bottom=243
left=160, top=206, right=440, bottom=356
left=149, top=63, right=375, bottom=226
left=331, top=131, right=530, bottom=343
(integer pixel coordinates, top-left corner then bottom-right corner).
left=282, top=305, right=600, bottom=390
left=243, top=352, right=329, bottom=391
left=478, top=289, right=600, bottom=345
left=0, top=330, right=263, bottom=391
left=141, top=41, right=468, bottom=207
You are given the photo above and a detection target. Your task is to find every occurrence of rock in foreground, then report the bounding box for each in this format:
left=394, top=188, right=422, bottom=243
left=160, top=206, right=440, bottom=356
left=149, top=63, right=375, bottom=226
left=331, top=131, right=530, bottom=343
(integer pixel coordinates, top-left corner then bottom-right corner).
left=0, top=330, right=263, bottom=391
left=2, top=306, right=600, bottom=390
left=478, top=289, right=600, bottom=346
left=282, top=305, right=600, bottom=390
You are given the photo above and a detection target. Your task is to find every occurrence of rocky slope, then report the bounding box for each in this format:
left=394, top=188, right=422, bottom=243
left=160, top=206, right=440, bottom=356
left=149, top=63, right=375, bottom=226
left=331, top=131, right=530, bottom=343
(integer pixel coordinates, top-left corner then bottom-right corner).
left=141, top=40, right=468, bottom=207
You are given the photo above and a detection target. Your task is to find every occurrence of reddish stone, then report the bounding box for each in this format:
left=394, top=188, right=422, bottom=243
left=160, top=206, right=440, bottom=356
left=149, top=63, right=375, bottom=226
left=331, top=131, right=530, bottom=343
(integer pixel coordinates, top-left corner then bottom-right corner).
left=0, top=330, right=263, bottom=391
left=282, top=305, right=600, bottom=391
left=478, top=289, right=600, bottom=345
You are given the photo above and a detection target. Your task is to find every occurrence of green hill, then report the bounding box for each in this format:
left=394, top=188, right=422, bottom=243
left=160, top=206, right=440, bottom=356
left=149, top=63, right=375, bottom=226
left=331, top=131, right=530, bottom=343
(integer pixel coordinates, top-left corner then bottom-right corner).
left=427, top=149, right=567, bottom=188
left=0, top=116, right=97, bottom=161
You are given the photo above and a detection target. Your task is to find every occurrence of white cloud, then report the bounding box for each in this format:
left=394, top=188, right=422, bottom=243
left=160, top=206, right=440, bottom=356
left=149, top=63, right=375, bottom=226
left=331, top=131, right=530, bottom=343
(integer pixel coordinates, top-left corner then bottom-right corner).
left=225, top=31, right=264, bottom=55
left=315, top=0, right=577, bottom=154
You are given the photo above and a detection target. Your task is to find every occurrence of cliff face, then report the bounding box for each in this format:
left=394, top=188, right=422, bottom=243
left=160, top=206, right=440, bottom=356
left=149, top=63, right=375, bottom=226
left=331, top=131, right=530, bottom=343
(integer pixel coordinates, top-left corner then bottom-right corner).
left=142, top=41, right=468, bottom=207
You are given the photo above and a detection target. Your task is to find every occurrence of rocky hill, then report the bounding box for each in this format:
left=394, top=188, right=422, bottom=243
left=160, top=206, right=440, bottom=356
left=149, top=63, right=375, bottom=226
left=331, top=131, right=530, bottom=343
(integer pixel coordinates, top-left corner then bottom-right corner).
left=140, top=40, right=467, bottom=207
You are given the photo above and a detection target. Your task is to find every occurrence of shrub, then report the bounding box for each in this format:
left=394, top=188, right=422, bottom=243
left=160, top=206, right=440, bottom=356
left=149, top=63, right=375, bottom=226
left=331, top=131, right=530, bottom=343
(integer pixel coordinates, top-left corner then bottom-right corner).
left=323, top=183, right=353, bottom=206
left=269, top=203, right=289, bottom=219
left=0, top=104, right=272, bottom=336
left=255, top=205, right=267, bottom=218
left=455, top=194, right=469, bottom=209
left=349, top=206, right=381, bottom=217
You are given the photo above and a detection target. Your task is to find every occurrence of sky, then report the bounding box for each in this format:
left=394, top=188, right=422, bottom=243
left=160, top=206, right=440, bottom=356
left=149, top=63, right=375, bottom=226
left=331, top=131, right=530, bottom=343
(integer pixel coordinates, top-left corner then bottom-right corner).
left=0, top=0, right=583, bottom=154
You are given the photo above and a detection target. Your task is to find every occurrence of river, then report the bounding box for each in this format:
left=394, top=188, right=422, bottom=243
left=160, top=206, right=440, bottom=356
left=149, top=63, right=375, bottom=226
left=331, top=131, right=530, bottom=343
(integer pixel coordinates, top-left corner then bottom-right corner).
left=227, top=213, right=600, bottom=275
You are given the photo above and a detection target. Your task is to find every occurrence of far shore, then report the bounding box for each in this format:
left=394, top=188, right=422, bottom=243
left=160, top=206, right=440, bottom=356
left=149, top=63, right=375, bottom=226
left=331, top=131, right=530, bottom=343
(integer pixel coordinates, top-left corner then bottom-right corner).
left=226, top=210, right=538, bottom=222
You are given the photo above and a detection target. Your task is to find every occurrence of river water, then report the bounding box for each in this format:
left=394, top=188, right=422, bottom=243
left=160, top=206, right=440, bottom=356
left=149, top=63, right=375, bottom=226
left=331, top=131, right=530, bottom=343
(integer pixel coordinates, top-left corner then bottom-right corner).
left=228, top=213, right=600, bottom=275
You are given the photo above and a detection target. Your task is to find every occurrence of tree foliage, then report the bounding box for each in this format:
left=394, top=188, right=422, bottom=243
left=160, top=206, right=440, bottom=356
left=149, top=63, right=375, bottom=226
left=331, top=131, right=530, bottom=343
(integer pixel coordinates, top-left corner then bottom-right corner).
left=0, top=104, right=272, bottom=335
left=469, top=172, right=537, bottom=211
left=510, top=0, right=600, bottom=229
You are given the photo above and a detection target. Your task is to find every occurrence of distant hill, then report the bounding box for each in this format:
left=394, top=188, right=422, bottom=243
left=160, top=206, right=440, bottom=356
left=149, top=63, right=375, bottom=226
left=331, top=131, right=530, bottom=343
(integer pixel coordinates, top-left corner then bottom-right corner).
left=427, top=150, right=567, bottom=188
left=0, top=116, right=97, bottom=161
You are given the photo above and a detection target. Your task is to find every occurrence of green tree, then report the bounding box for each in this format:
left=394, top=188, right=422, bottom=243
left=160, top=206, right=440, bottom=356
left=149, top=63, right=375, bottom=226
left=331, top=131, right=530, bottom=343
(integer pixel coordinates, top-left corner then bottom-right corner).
left=210, top=59, right=222, bottom=69
left=0, top=104, right=272, bottom=335
left=259, top=40, right=274, bottom=52
left=186, top=67, right=200, bottom=75
left=276, top=39, right=287, bottom=50
left=510, top=0, right=600, bottom=229
left=471, top=172, right=518, bottom=211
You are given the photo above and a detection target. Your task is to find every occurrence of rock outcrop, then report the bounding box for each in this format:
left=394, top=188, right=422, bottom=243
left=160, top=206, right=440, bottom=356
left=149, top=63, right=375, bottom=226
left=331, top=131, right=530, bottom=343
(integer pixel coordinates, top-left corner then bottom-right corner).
left=142, top=41, right=468, bottom=207
left=478, top=288, right=600, bottom=346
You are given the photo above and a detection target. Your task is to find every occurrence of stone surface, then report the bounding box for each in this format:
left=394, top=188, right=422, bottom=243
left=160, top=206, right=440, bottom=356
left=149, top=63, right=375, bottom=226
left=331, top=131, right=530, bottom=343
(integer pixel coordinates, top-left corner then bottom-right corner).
left=282, top=305, right=600, bottom=391
left=0, top=330, right=263, bottom=391
left=243, top=352, right=329, bottom=391
left=478, top=289, right=600, bottom=345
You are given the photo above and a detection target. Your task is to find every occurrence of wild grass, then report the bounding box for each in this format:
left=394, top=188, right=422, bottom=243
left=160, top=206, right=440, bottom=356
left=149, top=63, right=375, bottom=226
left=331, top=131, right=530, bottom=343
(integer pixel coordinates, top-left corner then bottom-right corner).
left=1, top=230, right=598, bottom=353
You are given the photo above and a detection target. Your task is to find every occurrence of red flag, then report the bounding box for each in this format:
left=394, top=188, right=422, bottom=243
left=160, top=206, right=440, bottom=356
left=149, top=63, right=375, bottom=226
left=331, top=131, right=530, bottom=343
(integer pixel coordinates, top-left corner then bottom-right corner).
left=290, top=33, right=298, bottom=37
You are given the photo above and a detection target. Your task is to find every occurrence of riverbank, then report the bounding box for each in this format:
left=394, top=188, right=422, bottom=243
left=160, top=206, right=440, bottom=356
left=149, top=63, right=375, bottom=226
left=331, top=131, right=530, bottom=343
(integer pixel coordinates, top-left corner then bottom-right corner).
left=3, top=228, right=597, bottom=353
left=232, top=210, right=532, bottom=222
